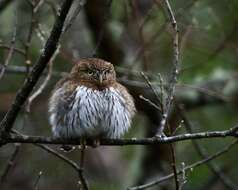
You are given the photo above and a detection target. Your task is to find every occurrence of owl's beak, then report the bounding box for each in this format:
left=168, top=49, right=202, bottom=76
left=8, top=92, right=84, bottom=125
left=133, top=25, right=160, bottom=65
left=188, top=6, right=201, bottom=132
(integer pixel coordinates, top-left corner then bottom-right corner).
left=99, top=74, right=103, bottom=84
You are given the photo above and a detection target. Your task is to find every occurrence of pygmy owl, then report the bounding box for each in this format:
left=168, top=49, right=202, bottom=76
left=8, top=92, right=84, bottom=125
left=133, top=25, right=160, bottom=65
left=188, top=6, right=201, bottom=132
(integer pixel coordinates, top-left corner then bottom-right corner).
left=49, top=58, right=136, bottom=140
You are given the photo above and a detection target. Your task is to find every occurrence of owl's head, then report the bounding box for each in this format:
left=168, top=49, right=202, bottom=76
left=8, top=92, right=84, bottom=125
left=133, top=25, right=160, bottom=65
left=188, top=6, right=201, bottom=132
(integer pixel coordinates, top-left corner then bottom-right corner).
left=71, top=58, right=116, bottom=87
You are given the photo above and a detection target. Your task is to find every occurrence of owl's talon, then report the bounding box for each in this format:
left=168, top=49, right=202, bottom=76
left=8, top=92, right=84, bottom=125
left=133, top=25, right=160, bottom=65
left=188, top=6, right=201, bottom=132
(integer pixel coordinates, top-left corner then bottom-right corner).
left=155, top=132, right=167, bottom=139
left=78, top=138, right=87, bottom=150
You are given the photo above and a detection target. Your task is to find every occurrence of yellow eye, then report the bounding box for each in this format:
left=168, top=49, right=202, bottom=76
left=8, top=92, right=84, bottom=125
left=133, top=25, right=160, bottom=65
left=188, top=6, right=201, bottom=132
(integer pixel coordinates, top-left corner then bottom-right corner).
left=87, top=70, right=93, bottom=76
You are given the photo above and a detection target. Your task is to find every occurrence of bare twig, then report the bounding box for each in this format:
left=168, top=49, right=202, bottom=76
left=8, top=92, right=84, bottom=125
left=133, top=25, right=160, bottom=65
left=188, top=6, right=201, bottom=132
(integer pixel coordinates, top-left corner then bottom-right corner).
left=133, top=0, right=198, bottom=64
left=33, top=0, right=45, bottom=13
left=33, top=171, right=43, bottom=190
left=1, top=126, right=237, bottom=146
left=177, top=105, right=237, bottom=190
left=156, top=0, right=180, bottom=137
left=139, top=95, right=161, bottom=112
left=0, top=143, right=21, bottom=186
left=0, top=0, right=75, bottom=133
left=0, top=9, right=17, bottom=80
left=34, top=144, right=89, bottom=190
left=128, top=140, right=238, bottom=190
left=26, top=46, right=59, bottom=112
left=141, top=72, right=163, bottom=111
left=168, top=126, right=180, bottom=190
left=11, top=129, right=89, bottom=190
left=63, top=0, right=87, bottom=33
left=0, top=45, right=25, bottom=56
left=35, top=23, right=49, bottom=43
left=24, top=0, right=38, bottom=74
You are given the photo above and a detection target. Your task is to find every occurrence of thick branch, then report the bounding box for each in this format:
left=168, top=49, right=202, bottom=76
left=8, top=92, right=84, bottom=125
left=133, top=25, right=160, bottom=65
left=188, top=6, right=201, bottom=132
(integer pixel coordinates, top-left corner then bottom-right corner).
left=0, top=0, right=74, bottom=133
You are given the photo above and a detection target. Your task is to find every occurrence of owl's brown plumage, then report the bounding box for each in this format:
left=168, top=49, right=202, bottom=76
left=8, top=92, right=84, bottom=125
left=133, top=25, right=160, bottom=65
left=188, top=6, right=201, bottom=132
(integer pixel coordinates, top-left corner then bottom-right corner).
left=49, top=58, right=136, bottom=139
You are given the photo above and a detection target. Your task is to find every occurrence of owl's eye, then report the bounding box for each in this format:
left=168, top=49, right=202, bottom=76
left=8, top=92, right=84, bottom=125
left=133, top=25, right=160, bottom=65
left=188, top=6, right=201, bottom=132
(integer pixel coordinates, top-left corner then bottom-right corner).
left=87, top=70, right=93, bottom=76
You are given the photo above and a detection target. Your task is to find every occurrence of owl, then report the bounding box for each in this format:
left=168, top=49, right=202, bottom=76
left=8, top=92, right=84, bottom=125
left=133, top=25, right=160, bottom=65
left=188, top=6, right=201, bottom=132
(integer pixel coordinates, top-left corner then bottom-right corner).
left=48, top=58, right=136, bottom=141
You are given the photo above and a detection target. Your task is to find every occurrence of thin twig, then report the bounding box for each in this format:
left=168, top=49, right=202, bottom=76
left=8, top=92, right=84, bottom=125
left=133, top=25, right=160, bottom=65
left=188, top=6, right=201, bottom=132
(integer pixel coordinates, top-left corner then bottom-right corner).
left=26, top=46, right=59, bottom=112
left=0, top=45, right=25, bottom=56
left=156, top=0, right=180, bottom=137
left=11, top=130, right=89, bottom=190
left=34, top=144, right=89, bottom=190
left=141, top=72, right=163, bottom=110
left=177, top=105, right=237, bottom=190
left=33, top=0, right=45, bottom=13
left=139, top=95, right=161, bottom=112
left=168, top=125, right=180, bottom=190
left=133, top=0, right=198, bottom=65
left=0, top=8, right=17, bottom=80
left=128, top=140, right=238, bottom=190
left=35, top=23, right=49, bottom=43
left=157, top=73, right=165, bottom=113
left=63, top=0, right=87, bottom=33
left=25, top=0, right=38, bottom=74
left=0, top=0, right=75, bottom=133
left=33, top=171, right=43, bottom=190
left=0, top=143, right=21, bottom=186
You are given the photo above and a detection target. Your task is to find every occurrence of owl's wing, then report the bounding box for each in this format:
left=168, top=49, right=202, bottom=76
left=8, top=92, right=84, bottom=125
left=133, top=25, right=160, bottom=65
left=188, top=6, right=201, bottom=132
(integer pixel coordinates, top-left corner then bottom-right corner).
left=49, top=76, right=78, bottom=115
left=115, top=82, right=136, bottom=117
left=49, top=76, right=79, bottom=138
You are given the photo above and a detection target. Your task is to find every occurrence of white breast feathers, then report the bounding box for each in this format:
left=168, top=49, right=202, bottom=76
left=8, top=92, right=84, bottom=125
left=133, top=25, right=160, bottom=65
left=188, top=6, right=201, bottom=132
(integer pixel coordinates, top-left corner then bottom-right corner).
left=49, top=86, right=132, bottom=139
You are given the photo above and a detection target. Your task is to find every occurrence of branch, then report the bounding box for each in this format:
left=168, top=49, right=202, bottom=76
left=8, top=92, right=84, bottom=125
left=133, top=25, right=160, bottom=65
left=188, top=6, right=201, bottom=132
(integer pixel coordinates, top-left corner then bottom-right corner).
left=0, top=143, right=21, bottom=186
left=0, top=9, right=17, bottom=80
left=0, top=45, right=26, bottom=56
left=63, top=0, right=87, bottom=33
left=156, top=0, right=180, bottom=136
left=168, top=127, right=180, bottom=190
left=0, top=0, right=74, bottom=133
left=177, top=105, right=237, bottom=190
left=11, top=129, right=89, bottom=190
left=26, top=46, right=58, bottom=112
left=33, top=171, right=43, bottom=190
left=0, top=126, right=237, bottom=146
left=34, top=144, right=89, bottom=190
left=128, top=140, right=238, bottom=190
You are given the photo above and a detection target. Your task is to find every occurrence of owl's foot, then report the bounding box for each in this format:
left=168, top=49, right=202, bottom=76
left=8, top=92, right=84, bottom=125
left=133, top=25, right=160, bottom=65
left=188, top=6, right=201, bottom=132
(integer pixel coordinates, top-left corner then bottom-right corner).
left=92, top=139, right=100, bottom=148
left=60, top=145, right=76, bottom=152
left=155, top=132, right=167, bottom=139
left=78, top=138, right=87, bottom=150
